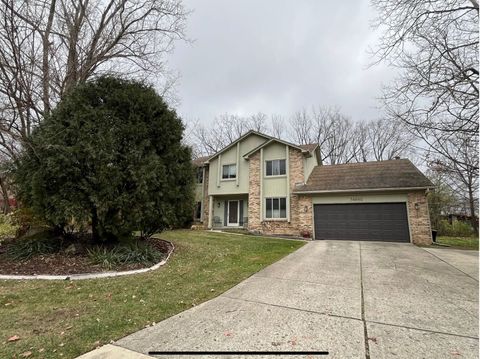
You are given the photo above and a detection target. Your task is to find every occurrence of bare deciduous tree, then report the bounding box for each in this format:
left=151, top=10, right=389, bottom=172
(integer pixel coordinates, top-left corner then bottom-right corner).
left=189, top=107, right=415, bottom=167
left=367, top=118, right=415, bottom=161
left=0, top=0, right=189, bottom=211
left=191, top=113, right=267, bottom=155
left=0, top=0, right=188, bottom=159
left=269, top=114, right=286, bottom=139
left=290, top=109, right=314, bottom=145
left=289, top=107, right=414, bottom=164
left=351, top=121, right=370, bottom=163
left=247, top=112, right=268, bottom=133
left=427, top=134, right=478, bottom=233
left=371, top=0, right=479, bottom=231
left=312, top=107, right=356, bottom=165
left=191, top=112, right=301, bottom=156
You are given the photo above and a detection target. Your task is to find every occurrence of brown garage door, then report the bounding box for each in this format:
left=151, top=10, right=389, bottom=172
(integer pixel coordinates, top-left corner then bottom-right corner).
left=313, top=203, right=410, bottom=242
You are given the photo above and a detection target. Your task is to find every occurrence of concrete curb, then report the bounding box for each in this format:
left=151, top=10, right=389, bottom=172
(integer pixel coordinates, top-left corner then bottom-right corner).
left=0, top=240, right=174, bottom=281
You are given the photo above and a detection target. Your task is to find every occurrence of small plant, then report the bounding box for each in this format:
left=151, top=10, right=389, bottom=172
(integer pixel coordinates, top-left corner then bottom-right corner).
left=86, top=247, right=119, bottom=269
left=300, top=230, right=311, bottom=238
left=6, top=234, right=61, bottom=260
left=87, top=241, right=162, bottom=269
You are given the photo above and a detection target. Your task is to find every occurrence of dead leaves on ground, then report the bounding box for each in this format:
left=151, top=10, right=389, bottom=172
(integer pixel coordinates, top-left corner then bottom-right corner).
left=7, top=335, right=20, bottom=342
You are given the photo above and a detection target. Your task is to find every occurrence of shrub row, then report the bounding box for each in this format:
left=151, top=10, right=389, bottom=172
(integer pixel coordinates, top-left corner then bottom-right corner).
left=5, top=234, right=163, bottom=268
left=436, top=220, right=474, bottom=237
left=86, top=242, right=163, bottom=269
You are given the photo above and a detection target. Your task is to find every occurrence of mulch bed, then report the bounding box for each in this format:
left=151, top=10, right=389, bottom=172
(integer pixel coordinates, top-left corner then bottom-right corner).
left=0, top=236, right=171, bottom=276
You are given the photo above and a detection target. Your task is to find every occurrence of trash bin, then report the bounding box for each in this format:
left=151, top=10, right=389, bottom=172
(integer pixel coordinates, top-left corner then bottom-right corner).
left=432, top=230, right=437, bottom=243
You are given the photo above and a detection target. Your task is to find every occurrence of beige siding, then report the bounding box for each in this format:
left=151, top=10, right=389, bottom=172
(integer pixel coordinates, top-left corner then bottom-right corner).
left=194, top=184, right=203, bottom=202
left=263, top=177, right=288, bottom=197
left=263, top=142, right=288, bottom=197
left=263, top=142, right=286, bottom=160
left=311, top=193, right=408, bottom=204
left=304, top=151, right=318, bottom=181
left=208, top=134, right=265, bottom=195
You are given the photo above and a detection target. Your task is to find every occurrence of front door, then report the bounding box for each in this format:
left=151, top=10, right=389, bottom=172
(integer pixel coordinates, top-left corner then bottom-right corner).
left=228, top=200, right=239, bottom=226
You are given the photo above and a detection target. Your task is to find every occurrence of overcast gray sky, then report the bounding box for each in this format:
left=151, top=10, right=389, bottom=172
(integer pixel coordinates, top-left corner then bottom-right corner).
left=168, top=0, right=393, bottom=124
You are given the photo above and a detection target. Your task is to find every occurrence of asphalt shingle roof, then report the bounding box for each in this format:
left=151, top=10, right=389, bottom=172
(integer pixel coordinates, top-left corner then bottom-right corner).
left=294, top=159, right=433, bottom=193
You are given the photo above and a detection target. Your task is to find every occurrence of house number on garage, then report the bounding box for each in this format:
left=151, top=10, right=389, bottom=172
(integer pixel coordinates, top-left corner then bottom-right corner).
left=350, top=196, right=363, bottom=202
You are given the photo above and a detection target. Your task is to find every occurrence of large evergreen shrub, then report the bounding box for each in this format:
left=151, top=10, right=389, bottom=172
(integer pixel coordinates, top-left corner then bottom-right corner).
left=15, top=77, right=194, bottom=242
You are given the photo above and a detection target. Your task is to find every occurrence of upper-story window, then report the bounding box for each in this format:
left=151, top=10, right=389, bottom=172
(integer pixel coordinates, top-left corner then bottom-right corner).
left=222, top=164, right=236, bottom=179
left=266, top=159, right=286, bottom=176
left=196, top=167, right=203, bottom=184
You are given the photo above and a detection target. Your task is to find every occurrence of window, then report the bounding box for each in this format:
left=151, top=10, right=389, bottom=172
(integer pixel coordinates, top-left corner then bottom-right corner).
left=265, top=197, right=287, bottom=219
left=222, top=164, right=236, bottom=179
left=194, top=202, right=202, bottom=220
left=266, top=159, right=286, bottom=176
left=196, top=168, right=203, bottom=184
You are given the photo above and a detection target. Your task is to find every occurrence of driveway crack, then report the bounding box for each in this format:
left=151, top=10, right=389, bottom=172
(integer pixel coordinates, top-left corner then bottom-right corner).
left=359, top=242, right=371, bottom=359
left=420, top=247, right=478, bottom=282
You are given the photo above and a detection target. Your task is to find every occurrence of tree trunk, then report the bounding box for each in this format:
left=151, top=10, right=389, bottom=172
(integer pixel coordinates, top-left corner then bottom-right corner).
left=42, top=0, right=57, bottom=114
left=468, top=185, right=478, bottom=235
left=91, top=206, right=100, bottom=242
left=0, top=176, right=11, bottom=214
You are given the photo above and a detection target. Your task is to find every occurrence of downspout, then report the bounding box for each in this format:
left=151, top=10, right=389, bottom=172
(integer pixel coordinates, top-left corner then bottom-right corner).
left=236, top=142, right=240, bottom=187
left=208, top=195, right=213, bottom=229
left=201, top=166, right=206, bottom=222
left=260, top=148, right=264, bottom=222
left=286, top=145, right=291, bottom=222
left=217, top=154, right=222, bottom=188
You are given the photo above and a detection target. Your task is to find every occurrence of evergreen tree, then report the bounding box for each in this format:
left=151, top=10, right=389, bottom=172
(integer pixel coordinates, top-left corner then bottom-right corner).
left=15, top=76, right=194, bottom=242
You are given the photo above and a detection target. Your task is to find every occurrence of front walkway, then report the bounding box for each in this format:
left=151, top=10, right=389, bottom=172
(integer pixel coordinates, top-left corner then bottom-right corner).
left=90, top=241, right=479, bottom=358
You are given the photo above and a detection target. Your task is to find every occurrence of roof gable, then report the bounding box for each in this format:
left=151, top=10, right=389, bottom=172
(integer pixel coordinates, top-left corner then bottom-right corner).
left=242, top=138, right=317, bottom=159
left=204, top=130, right=271, bottom=163
left=198, top=130, right=320, bottom=164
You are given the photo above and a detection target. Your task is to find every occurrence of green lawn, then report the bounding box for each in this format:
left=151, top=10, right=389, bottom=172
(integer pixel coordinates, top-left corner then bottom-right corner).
left=436, top=236, right=479, bottom=250
left=0, top=230, right=304, bottom=358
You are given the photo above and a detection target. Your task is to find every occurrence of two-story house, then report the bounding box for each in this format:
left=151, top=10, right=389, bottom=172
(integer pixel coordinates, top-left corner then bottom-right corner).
left=193, top=130, right=434, bottom=245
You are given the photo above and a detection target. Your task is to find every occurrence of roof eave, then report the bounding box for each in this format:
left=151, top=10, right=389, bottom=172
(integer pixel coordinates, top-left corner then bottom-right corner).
left=206, top=130, right=271, bottom=162
left=243, top=139, right=311, bottom=159
left=293, top=186, right=434, bottom=195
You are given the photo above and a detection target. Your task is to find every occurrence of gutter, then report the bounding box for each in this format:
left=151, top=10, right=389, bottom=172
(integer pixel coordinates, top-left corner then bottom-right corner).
left=293, top=186, right=434, bottom=195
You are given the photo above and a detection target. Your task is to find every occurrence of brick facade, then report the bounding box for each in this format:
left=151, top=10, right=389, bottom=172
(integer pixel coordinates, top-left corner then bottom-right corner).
left=407, top=191, right=432, bottom=245
left=198, top=140, right=431, bottom=245
left=297, top=195, right=313, bottom=236
left=247, top=147, right=312, bottom=238
left=247, top=151, right=261, bottom=231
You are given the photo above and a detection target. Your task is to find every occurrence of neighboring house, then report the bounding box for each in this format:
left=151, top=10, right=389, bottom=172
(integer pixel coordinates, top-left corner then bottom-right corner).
left=193, top=130, right=434, bottom=245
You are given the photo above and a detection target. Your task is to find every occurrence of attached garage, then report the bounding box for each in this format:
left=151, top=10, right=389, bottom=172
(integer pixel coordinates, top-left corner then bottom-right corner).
left=294, top=159, right=435, bottom=245
left=313, top=202, right=410, bottom=242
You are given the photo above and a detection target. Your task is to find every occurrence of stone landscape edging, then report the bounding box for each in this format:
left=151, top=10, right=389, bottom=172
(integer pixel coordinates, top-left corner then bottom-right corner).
left=0, top=239, right=174, bottom=281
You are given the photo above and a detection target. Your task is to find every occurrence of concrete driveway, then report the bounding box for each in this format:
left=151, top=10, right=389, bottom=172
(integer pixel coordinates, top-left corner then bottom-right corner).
left=115, top=241, right=479, bottom=358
